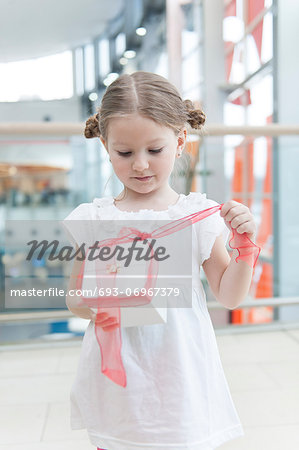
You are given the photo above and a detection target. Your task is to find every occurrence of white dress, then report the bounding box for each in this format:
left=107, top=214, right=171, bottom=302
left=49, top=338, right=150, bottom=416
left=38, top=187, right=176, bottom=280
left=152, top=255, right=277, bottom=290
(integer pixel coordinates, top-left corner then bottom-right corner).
left=63, top=192, right=244, bottom=450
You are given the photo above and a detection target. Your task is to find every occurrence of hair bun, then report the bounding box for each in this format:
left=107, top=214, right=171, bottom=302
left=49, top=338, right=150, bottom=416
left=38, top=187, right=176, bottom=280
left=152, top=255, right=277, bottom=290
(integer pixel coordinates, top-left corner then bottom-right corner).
left=84, top=113, right=101, bottom=139
left=183, top=99, right=206, bottom=130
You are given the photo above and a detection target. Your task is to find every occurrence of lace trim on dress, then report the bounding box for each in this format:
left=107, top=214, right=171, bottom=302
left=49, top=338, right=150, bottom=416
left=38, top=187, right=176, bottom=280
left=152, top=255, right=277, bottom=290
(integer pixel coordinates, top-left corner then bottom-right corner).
left=92, top=192, right=208, bottom=220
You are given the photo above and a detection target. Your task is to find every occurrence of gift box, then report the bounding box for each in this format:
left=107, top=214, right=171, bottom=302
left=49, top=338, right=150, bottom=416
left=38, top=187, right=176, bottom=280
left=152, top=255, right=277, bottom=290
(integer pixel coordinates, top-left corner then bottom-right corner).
left=62, top=218, right=192, bottom=328
left=91, top=301, right=167, bottom=328
left=83, top=255, right=168, bottom=327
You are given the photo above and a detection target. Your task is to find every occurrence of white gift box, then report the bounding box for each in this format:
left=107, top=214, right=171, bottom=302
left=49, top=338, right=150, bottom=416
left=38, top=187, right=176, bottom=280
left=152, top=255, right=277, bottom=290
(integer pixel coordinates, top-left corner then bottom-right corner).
left=82, top=258, right=168, bottom=328
left=120, top=305, right=167, bottom=327
left=92, top=299, right=167, bottom=328
left=61, top=218, right=192, bottom=328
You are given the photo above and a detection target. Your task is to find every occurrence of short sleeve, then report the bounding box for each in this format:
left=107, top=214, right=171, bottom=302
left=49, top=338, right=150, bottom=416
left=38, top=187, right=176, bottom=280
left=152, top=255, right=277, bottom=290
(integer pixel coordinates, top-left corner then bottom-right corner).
left=196, top=198, right=231, bottom=266
left=61, top=203, right=92, bottom=248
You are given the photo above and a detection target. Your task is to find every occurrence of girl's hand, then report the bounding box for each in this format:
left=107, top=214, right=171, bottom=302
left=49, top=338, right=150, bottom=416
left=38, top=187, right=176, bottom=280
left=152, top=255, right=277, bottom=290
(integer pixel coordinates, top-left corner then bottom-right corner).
left=220, top=200, right=257, bottom=242
left=90, top=310, right=120, bottom=332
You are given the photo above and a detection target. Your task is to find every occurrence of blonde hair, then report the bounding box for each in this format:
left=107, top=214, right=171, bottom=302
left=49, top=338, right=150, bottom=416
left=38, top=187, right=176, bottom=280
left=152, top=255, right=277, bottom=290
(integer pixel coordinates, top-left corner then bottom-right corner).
left=85, top=71, right=205, bottom=140
left=84, top=71, right=206, bottom=201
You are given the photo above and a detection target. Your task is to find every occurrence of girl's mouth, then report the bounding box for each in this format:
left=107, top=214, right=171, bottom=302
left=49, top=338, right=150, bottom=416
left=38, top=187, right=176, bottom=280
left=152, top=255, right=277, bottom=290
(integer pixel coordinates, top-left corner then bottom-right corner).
left=134, top=176, right=153, bottom=181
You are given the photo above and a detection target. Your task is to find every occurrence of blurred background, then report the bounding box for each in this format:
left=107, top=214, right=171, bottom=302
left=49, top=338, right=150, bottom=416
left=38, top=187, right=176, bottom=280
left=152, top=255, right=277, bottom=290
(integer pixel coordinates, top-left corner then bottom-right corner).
left=0, top=1, right=298, bottom=449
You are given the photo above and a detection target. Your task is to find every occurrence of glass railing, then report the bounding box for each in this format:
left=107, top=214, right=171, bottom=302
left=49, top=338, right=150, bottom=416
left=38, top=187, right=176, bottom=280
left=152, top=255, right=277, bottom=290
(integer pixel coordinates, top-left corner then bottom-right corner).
left=0, top=122, right=298, bottom=344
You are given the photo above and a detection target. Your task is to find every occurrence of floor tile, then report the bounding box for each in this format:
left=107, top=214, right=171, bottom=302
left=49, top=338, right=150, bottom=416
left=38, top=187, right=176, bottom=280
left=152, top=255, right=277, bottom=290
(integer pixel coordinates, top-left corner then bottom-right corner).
left=216, top=331, right=299, bottom=364
left=219, top=424, right=299, bottom=450
left=286, top=329, right=299, bottom=343
left=223, top=362, right=280, bottom=392
left=1, top=331, right=299, bottom=448
left=233, top=388, right=299, bottom=427
left=0, top=374, right=72, bottom=405
left=42, top=402, right=88, bottom=441
left=0, top=348, right=62, bottom=378
left=0, top=440, right=95, bottom=450
left=56, top=347, right=82, bottom=374
left=0, top=404, right=47, bottom=445
left=259, top=360, right=299, bottom=388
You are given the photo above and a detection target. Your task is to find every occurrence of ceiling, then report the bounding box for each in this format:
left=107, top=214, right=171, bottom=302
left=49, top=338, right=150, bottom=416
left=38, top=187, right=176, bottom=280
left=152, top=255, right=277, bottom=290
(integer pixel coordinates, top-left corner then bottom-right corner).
left=0, top=0, right=124, bottom=63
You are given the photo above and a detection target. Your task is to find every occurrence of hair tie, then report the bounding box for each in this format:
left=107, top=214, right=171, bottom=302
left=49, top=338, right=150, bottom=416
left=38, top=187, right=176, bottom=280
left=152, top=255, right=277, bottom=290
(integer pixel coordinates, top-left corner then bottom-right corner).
left=84, top=113, right=101, bottom=139
left=183, top=99, right=206, bottom=129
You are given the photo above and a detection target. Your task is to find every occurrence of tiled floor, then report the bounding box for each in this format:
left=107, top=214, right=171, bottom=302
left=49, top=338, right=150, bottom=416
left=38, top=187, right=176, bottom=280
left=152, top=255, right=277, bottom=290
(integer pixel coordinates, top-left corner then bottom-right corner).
left=0, top=329, right=299, bottom=449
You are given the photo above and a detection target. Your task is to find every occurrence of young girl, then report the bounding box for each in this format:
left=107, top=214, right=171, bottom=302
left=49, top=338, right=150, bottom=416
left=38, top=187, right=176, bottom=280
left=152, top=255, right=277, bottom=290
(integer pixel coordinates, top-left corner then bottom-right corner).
left=63, top=71, right=257, bottom=450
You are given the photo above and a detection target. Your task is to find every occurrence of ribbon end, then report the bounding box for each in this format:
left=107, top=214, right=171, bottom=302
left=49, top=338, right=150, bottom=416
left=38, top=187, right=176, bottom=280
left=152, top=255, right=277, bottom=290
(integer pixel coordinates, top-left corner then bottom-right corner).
left=103, top=368, right=127, bottom=387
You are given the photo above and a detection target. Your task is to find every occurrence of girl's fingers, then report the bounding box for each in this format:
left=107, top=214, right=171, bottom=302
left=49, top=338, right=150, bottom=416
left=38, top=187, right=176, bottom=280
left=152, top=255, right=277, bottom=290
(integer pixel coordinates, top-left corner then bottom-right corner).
left=220, top=200, right=242, bottom=218
left=91, top=312, right=119, bottom=327
left=100, top=317, right=118, bottom=325
left=91, top=312, right=108, bottom=322
left=95, top=312, right=109, bottom=321
left=96, top=316, right=119, bottom=327
left=235, top=220, right=256, bottom=235
left=102, top=323, right=120, bottom=332
left=223, top=205, right=249, bottom=223
left=230, top=212, right=252, bottom=229
left=90, top=311, right=120, bottom=330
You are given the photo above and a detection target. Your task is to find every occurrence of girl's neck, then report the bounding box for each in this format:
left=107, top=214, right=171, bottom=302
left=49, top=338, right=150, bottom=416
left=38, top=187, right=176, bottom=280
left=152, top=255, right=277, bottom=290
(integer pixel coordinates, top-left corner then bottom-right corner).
left=113, top=187, right=180, bottom=212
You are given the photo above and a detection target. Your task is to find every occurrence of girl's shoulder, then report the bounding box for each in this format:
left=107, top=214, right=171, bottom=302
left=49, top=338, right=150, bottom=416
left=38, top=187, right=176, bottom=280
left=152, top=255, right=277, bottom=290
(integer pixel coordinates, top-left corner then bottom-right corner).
left=182, top=191, right=219, bottom=209
left=63, top=196, right=115, bottom=222
left=170, top=191, right=221, bottom=218
left=63, top=202, right=93, bottom=221
left=92, top=196, right=114, bottom=210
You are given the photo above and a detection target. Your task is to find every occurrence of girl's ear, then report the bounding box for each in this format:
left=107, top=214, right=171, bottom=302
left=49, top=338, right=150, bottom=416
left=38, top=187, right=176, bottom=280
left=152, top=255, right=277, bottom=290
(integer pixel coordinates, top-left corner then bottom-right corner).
left=99, top=135, right=108, bottom=150
left=177, top=127, right=187, bottom=149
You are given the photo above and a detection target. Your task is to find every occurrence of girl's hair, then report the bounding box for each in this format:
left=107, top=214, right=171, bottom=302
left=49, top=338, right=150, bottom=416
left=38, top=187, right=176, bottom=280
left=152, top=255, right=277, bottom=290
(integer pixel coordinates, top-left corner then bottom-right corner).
left=84, top=71, right=206, bottom=140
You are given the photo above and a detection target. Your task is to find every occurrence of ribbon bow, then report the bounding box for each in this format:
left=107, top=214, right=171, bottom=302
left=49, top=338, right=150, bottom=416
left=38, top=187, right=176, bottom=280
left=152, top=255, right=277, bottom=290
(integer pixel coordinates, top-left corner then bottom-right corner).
left=137, top=232, right=152, bottom=240
left=75, top=203, right=261, bottom=387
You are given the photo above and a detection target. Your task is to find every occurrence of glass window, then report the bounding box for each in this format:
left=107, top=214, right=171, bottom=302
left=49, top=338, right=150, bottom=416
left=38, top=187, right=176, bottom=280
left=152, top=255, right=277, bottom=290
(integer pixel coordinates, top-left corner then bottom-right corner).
left=229, top=41, right=246, bottom=84
left=183, top=84, right=202, bottom=103
left=115, top=33, right=126, bottom=57
left=84, top=44, right=95, bottom=92
left=98, top=39, right=110, bottom=77
left=248, top=74, right=273, bottom=124
left=75, top=48, right=84, bottom=96
left=155, top=52, right=168, bottom=78
left=261, top=11, right=273, bottom=63
left=223, top=16, right=244, bottom=43
left=181, top=0, right=203, bottom=57
left=0, top=51, right=73, bottom=102
left=246, top=33, right=262, bottom=75
left=181, top=0, right=203, bottom=103
left=182, top=50, right=201, bottom=95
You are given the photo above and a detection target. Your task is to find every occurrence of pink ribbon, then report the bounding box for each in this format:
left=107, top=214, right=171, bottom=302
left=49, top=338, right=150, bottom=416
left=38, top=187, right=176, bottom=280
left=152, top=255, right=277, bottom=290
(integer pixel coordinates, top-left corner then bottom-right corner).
left=75, top=203, right=261, bottom=387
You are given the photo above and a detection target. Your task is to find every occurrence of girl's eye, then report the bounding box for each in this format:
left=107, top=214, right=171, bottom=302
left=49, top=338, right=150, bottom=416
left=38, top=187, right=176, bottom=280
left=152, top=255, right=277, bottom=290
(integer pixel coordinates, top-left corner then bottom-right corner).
left=117, top=152, right=131, bottom=157
left=117, top=148, right=163, bottom=157
left=150, top=148, right=163, bottom=153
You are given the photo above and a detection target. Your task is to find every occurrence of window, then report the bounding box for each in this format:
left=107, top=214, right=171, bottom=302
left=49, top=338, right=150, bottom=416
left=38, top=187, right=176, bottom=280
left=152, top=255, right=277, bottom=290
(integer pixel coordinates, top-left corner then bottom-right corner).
left=0, top=51, right=73, bottom=102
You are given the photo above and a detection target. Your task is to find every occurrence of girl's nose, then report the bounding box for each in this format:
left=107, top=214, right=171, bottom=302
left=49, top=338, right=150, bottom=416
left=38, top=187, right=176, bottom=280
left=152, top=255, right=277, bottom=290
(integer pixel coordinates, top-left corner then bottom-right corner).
left=132, top=156, right=149, bottom=172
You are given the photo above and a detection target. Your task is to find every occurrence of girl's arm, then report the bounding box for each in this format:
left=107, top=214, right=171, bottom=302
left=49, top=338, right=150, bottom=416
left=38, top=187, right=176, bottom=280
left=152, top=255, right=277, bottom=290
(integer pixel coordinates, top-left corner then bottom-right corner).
left=66, top=245, right=119, bottom=330
left=202, top=200, right=256, bottom=310
left=66, top=249, right=96, bottom=320
left=202, top=236, right=253, bottom=309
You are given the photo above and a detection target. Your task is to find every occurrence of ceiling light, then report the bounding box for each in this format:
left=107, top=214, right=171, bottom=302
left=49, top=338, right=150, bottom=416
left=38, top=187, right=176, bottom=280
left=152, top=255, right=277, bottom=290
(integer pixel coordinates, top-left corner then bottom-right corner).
left=123, top=50, right=136, bottom=59
left=103, top=72, right=119, bottom=86
left=136, top=27, right=147, bottom=36
left=89, top=92, right=98, bottom=101
left=119, top=57, right=128, bottom=65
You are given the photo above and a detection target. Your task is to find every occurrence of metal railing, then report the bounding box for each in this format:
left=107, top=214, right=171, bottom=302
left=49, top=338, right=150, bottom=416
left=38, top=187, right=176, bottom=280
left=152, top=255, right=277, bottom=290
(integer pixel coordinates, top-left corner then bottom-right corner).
left=1, top=122, right=299, bottom=136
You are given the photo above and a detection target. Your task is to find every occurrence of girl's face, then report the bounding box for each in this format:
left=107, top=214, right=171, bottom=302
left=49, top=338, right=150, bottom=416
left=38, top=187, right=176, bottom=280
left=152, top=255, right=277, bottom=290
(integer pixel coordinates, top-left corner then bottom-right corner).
left=100, top=114, right=186, bottom=197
